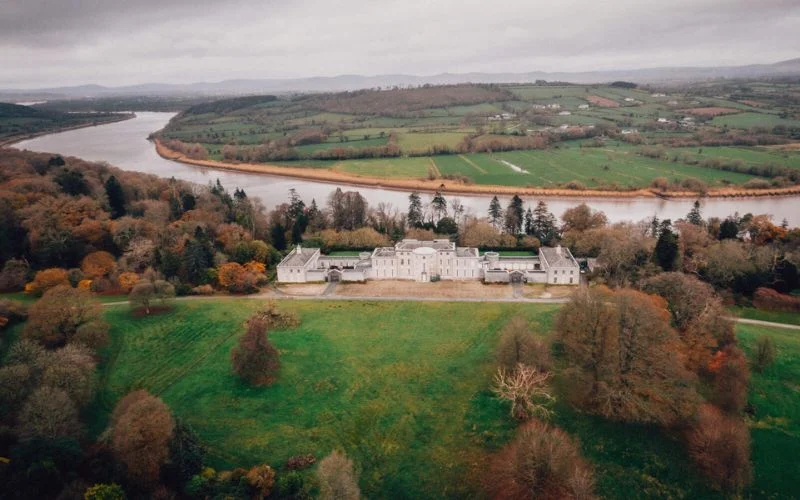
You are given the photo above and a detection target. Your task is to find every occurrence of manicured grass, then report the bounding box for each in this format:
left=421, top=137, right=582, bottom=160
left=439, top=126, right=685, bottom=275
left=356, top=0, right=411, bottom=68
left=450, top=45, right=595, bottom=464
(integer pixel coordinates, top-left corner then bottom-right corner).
left=96, top=300, right=558, bottom=497
left=736, top=324, right=800, bottom=498
left=89, top=300, right=800, bottom=498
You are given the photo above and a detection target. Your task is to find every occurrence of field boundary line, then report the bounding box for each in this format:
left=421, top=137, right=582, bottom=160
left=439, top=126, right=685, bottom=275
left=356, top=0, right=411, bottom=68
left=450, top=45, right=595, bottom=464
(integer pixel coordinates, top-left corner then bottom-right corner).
left=428, top=158, right=442, bottom=177
left=458, top=155, right=488, bottom=174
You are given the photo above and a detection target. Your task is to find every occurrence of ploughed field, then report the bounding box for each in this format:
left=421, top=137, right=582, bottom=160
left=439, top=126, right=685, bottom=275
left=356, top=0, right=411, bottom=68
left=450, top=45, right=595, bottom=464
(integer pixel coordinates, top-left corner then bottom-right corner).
left=89, top=299, right=799, bottom=499
left=159, top=82, right=800, bottom=191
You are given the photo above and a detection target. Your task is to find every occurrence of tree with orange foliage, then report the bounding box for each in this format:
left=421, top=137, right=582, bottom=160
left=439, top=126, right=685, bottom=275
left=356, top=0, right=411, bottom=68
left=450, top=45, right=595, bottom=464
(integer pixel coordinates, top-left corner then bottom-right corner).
left=217, top=262, right=259, bottom=294
left=107, top=390, right=175, bottom=490
left=25, top=267, right=69, bottom=296
left=81, top=251, right=117, bottom=279
left=642, top=272, right=735, bottom=371
left=243, top=261, right=266, bottom=274
left=556, top=287, right=699, bottom=425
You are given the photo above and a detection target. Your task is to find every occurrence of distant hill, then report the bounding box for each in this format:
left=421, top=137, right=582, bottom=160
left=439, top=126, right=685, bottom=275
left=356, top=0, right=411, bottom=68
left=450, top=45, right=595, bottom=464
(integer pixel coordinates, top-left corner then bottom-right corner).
left=2, top=58, right=799, bottom=99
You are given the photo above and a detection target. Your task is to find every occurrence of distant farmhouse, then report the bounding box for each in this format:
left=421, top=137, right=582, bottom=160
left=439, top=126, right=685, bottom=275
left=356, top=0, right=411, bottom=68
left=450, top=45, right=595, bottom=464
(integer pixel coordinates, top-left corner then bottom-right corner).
left=277, top=239, right=580, bottom=285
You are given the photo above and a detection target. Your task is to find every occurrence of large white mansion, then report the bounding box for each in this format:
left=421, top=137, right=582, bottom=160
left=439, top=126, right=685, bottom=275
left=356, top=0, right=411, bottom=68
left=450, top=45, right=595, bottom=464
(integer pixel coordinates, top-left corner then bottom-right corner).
left=277, top=239, right=580, bottom=285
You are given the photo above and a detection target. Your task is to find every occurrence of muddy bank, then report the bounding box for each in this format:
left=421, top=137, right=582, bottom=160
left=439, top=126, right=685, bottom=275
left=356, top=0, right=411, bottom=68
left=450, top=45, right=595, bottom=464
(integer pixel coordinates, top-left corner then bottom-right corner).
left=155, top=140, right=800, bottom=200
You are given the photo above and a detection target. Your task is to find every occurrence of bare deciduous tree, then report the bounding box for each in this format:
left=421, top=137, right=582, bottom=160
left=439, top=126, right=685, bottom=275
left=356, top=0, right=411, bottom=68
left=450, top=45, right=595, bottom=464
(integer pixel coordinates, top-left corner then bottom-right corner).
left=493, top=364, right=555, bottom=421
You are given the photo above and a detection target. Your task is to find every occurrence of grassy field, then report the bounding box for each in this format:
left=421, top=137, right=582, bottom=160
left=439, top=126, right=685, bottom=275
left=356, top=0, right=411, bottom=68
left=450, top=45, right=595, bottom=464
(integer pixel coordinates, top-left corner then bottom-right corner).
left=736, top=324, right=800, bottom=498
left=159, top=82, right=800, bottom=190
left=81, top=298, right=800, bottom=498
left=730, top=306, right=800, bottom=326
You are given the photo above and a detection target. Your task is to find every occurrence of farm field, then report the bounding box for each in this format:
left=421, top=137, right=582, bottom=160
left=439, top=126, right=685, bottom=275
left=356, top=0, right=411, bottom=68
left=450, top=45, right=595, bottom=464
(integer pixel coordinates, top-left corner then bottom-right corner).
left=88, top=299, right=799, bottom=498
left=158, top=82, right=800, bottom=192
left=320, top=145, right=762, bottom=188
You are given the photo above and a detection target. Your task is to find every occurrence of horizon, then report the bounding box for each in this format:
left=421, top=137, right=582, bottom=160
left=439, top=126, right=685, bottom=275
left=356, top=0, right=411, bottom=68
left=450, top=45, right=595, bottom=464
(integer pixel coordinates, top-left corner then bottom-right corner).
left=2, top=0, right=799, bottom=89
left=0, top=55, right=798, bottom=91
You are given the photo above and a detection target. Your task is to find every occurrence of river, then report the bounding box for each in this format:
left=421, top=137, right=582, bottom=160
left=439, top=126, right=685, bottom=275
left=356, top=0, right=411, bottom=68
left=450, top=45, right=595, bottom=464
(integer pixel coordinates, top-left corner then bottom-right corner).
left=12, top=112, right=800, bottom=225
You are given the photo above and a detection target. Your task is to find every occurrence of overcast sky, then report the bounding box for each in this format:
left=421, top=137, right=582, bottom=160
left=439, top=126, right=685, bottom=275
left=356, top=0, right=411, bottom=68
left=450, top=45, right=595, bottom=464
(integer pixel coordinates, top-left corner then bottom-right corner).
left=1, top=0, right=798, bottom=88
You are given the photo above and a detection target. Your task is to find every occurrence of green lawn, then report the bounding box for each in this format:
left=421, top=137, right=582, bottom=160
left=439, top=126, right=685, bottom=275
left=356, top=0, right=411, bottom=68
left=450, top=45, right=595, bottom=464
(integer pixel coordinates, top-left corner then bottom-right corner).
left=86, top=299, right=800, bottom=498
left=730, top=306, right=800, bottom=326
left=736, top=324, right=800, bottom=498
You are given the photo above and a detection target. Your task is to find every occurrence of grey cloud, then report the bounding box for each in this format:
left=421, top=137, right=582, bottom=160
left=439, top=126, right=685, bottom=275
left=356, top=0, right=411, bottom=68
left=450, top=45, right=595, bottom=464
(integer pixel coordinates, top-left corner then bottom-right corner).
left=0, top=0, right=798, bottom=88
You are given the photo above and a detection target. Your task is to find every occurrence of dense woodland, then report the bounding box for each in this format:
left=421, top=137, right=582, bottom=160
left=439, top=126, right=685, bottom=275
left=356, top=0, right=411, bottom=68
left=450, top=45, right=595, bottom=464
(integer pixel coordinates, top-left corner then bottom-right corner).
left=0, top=147, right=799, bottom=498
left=0, top=103, right=128, bottom=145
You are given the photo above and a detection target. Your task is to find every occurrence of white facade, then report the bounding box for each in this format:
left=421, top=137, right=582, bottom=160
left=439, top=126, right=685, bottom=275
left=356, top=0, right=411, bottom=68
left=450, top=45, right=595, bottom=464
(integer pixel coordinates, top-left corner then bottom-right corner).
left=277, top=239, right=580, bottom=285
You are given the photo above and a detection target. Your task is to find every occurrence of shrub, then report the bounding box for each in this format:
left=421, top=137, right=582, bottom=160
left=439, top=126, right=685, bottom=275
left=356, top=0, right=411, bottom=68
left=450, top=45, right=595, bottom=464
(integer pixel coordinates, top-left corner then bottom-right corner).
left=25, top=268, right=69, bottom=296
left=487, top=419, right=595, bottom=499
left=0, top=299, right=28, bottom=327
left=686, top=405, right=751, bottom=492
left=231, top=314, right=280, bottom=386
left=254, top=301, right=301, bottom=330
left=754, top=335, right=776, bottom=372
left=245, top=464, right=276, bottom=498
left=117, top=272, right=140, bottom=292
left=84, top=483, right=127, bottom=500
left=317, top=450, right=360, bottom=500
left=286, top=454, right=317, bottom=470
left=67, top=268, right=85, bottom=287
left=752, top=287, right=800, bottom=312
left=191, top=284, right=215, bottom=295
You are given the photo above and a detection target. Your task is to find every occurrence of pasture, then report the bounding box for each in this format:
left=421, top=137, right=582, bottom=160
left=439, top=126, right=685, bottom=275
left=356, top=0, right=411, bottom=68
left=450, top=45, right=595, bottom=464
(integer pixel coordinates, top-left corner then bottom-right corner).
left=87, top=298, right=800, bottom=498
left=158, top=82, right=800, bottom=191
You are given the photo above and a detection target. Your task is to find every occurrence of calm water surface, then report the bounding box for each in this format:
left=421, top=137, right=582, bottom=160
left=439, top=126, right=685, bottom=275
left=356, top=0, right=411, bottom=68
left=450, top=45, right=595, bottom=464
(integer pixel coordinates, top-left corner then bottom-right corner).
left=13, top=112, right=800, bottom=225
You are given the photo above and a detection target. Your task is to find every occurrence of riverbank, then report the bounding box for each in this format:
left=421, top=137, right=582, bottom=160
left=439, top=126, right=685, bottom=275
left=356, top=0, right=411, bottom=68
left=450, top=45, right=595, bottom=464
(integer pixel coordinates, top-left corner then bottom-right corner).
left=1, top=112, right=136, bottom=148
left=155, top=139, right=800, bottom=199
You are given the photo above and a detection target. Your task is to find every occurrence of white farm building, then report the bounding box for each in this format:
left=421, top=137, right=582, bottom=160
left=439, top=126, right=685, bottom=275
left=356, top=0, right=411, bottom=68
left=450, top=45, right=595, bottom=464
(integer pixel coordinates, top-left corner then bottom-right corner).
left=277, top=239, right=580, bottom=285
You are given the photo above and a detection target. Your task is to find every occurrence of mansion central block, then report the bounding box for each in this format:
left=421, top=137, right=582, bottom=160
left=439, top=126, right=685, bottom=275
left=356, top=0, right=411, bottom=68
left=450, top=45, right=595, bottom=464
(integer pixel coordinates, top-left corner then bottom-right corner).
left=277, top=239, right=581, bottom=285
